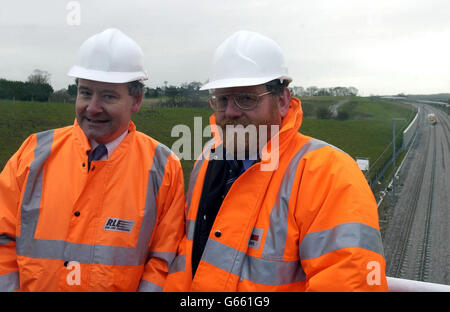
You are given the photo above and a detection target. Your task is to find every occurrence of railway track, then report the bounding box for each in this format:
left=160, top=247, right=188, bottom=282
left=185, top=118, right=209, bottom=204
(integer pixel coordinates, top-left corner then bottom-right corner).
left=436, top=109, right=450, bottom=145
left=389, top=119, right=431, bottom=278
left=417, top=124, right=436, bottom=281
left=384, top=104, right=447, bottom=284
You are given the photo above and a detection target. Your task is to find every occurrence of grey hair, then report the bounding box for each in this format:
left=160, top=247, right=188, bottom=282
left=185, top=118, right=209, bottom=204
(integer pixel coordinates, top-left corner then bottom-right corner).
left=264, top=79, right=290, bottom=96
left=127, top=80, right=145, bottom=97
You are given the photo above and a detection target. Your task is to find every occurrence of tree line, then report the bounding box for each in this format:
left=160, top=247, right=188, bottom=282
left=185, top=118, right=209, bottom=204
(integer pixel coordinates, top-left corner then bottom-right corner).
left=291, top=86, right=358, bottom=97
left=0, top=70, right=53, bottom=102
left=145, top=81, right=209, bottom=108
left=0, top=69, right=360, bottom=106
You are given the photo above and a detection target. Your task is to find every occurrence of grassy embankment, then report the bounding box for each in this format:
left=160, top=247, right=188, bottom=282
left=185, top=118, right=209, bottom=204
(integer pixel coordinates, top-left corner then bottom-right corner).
left=0, top=97, right=415, bottom=189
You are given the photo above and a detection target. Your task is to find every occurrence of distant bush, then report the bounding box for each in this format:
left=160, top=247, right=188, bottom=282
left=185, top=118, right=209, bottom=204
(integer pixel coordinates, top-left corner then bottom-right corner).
left=337, top=111, right=349, bottom=120
left=316, top=106, right=332, bottom=119
left=49, top=89, right=75, bottom=104
left=300, top=101, right=315, bottom=117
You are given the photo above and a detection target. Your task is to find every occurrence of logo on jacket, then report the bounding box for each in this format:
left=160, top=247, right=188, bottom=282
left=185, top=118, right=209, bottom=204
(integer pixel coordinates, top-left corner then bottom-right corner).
left=104, top=218, right=135, bottom=233
left=248, top=228, right=263, bottom=249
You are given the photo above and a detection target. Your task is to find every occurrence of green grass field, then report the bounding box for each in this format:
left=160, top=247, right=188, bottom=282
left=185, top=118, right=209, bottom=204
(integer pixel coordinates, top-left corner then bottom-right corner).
left=300, top=97, right=416, bottom=178
left=0, top=97, right=415, bottom=188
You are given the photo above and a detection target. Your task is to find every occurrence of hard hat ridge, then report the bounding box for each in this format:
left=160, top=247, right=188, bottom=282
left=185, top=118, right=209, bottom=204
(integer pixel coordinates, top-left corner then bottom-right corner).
left=68, top=28, right=148, bottom=83
left=200, top=30, right=291, bottom=90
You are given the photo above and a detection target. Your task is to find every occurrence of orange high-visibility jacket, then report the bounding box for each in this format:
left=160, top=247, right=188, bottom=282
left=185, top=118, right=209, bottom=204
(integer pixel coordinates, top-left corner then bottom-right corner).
left=0, top=120, right=185, bottom=291
left=164, top=97, right=388, bottom=291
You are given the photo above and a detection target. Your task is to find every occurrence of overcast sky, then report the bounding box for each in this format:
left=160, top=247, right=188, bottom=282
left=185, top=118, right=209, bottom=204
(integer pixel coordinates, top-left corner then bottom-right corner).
left=1, top=0, right=449, bottom=96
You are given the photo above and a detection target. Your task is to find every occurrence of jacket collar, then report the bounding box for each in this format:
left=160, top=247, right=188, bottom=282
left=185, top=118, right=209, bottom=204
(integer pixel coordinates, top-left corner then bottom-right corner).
left=73, top=119, right=137, bottom=158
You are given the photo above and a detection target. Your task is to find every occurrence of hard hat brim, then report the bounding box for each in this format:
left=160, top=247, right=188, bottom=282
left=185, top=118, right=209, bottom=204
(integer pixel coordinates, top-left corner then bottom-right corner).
left=67, top=65, right=148, bottom=83
left=200, top=75, right=292, bottom=91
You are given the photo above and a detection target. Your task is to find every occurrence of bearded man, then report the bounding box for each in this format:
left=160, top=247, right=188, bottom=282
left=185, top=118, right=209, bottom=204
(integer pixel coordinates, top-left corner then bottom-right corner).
left=164, top=30, right=387, bottom=292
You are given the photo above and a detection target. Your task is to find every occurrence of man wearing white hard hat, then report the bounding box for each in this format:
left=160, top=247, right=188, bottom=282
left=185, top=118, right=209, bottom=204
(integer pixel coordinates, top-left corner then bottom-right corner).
left=0, top=28, right=185, bottom=291
left=164, top=30, right=388, bottom=291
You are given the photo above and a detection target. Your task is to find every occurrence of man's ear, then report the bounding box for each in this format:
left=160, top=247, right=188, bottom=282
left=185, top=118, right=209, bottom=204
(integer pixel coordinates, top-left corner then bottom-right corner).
left=131, top=94, right=144, bottom=114
left=279, top=88, right=291, bottom=117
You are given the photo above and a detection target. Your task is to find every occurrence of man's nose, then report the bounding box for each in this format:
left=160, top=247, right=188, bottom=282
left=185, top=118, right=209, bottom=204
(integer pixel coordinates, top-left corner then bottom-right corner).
left=86, top=94, right=103, bottom=114
left=224, top=96, right=243, bottom=119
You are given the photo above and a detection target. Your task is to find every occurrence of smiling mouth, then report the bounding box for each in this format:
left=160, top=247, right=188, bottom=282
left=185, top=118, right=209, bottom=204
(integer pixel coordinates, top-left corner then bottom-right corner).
left=85, top=117, right=109, bottom=123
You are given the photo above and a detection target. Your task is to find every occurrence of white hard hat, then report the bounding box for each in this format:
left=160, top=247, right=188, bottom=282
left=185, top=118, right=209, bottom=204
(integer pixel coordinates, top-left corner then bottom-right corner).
left=68, top=28, right=148, bottom=83
left=200, top=30, right=292, bottom=90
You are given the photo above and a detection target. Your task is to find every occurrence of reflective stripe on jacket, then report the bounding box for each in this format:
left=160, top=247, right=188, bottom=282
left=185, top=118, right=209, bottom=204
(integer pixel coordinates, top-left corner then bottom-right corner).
left=164, top=97, right=388, bottom=291
left=0, top=120, right=185, bottom=291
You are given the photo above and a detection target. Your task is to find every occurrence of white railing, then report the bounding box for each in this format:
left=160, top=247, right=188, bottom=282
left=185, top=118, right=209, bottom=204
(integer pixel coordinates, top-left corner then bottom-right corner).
left=387, top=277, right=450, bottom=292
left=402, top=107, right=419, bottom=150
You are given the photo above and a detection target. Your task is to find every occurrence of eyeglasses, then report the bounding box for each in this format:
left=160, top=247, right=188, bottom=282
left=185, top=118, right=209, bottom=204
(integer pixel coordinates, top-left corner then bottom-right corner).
left=209, top=91, right=272, bottom=112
